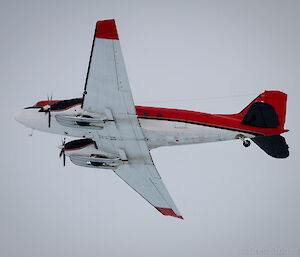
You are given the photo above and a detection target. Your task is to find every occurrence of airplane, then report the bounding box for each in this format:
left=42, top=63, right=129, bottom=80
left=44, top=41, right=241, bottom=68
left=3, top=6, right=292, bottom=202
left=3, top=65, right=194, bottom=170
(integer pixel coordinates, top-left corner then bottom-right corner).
left=15, top=19, right=289, bottom=219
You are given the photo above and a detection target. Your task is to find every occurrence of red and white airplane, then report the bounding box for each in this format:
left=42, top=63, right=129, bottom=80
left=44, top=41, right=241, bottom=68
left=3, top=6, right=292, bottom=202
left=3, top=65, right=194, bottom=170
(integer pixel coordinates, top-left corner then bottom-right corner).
left=15, top=19, right=289, bottom=219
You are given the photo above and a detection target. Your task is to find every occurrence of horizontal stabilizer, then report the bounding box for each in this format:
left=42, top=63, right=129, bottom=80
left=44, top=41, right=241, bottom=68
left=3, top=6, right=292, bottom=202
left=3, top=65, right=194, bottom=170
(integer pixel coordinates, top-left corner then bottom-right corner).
left=251, top=135, right=289, bottom=158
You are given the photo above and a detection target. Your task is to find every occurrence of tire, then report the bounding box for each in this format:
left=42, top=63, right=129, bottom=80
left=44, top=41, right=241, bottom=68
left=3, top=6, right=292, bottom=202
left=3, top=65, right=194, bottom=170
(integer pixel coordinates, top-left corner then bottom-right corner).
left=243, top=140, right=251, bottom=147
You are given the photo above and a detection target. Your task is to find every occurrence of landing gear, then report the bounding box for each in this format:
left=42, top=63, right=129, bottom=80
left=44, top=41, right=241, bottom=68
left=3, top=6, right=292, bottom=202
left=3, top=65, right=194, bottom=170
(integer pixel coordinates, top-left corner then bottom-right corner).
left=236, top=134, right=251, bottom=148
left=243, top=139, right=251, bottom=147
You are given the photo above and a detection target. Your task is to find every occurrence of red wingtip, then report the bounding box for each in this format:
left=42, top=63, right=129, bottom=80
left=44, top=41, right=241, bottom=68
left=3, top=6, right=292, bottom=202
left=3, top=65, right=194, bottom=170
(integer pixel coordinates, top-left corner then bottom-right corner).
left=95, top=19, right=119, bottom=40
left=155, top=207, right=184, bottom=220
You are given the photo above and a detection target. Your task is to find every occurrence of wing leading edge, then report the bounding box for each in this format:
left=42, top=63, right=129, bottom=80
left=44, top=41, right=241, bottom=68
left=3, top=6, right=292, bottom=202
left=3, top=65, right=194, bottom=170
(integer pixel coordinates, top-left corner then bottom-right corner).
left=82, top=19, right=183, bottom=219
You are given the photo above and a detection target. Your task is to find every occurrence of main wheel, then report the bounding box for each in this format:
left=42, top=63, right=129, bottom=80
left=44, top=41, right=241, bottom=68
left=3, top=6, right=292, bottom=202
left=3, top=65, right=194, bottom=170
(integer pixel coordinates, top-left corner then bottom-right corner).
left=243, top=139, right=251, bottom=147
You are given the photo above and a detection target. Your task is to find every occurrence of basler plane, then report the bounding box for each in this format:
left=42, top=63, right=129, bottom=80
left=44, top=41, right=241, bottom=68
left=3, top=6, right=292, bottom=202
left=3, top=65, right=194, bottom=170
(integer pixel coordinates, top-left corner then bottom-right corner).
left=15, top=19, right=289, bottom=219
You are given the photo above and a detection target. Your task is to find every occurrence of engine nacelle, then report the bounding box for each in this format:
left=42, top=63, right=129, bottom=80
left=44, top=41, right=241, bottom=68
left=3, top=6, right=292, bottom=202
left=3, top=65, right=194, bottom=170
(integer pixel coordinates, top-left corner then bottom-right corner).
left=55, top=115, right=108, bottom=130
left=63, top=138, right=123, bottom=169
left=70, top=155, right=122, bottom=169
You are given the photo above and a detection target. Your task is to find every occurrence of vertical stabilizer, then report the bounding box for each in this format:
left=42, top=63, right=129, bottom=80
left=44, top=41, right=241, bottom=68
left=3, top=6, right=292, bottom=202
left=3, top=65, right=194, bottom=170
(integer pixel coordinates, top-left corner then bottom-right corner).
left=241, top=91, right=287, bottom=130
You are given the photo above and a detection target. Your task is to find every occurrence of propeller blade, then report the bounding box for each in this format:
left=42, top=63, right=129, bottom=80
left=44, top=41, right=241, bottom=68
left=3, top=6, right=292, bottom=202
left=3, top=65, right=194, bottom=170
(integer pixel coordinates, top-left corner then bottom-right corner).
left=46, top=93, right=53, bottom=128
left=48, top=111, right=51, bottom=128
left=59, top=149, right=66, bottom=166
left=59, top=137, right=66, bottom=166
left=63, top=152, right=66, bottom=166
left=59, top=149, right=64, bottom=158
left=47, top=93, right=53, bottom=106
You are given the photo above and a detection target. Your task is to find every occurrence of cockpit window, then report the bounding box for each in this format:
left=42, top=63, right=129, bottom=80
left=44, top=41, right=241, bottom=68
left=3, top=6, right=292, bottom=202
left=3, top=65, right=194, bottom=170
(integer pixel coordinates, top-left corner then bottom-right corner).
left=25, top=102, right=45, bottom=109
left=33, top=102, right=44, bottom=107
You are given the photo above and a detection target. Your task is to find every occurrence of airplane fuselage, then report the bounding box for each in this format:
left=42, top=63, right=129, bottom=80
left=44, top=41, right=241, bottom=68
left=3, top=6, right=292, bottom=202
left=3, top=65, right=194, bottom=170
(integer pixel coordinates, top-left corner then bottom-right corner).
left=15, top=98, right=285, bottom=154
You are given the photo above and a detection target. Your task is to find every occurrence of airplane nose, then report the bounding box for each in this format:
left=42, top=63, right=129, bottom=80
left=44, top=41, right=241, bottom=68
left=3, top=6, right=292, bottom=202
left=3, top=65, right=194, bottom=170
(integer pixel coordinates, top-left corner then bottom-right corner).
left=14, top=109, right=24, bottom=124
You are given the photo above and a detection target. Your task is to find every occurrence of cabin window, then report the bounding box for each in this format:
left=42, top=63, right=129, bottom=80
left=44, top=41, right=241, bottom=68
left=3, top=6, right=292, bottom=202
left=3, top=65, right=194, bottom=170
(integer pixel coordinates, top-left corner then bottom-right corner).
left=143, top=112, right=150, bottom=116
left=156, top=114, right=163, bottom=117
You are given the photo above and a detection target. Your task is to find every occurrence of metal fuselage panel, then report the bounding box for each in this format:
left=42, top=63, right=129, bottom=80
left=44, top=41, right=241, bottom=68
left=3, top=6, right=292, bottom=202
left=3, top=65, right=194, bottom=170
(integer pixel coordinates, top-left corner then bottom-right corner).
left=139, top=118, right=254, bottom=149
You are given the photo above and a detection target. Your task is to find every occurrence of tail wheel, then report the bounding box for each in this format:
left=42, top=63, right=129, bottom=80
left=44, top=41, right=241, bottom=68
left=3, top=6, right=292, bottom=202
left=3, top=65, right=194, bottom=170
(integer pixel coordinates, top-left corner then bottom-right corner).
left=243, top=139, right=251, bottom=147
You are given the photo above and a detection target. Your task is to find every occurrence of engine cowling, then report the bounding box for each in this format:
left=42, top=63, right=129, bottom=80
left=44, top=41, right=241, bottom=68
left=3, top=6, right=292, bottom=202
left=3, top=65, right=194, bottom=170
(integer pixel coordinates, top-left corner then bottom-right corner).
left=55, top=115, right=107, bottom=130
left=63, top=138, right=122, bottom=169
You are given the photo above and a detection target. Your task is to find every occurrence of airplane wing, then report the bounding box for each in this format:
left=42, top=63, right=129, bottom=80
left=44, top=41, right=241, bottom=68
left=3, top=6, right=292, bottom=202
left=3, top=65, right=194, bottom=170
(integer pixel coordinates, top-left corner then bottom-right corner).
left=81, top=19, right=182, bottom=219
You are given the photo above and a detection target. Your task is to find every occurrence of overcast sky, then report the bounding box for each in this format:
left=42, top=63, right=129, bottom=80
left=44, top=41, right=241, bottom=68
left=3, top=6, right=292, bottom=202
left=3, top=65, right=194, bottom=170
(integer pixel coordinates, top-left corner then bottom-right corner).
left=1, top=0, right=299, bottom=257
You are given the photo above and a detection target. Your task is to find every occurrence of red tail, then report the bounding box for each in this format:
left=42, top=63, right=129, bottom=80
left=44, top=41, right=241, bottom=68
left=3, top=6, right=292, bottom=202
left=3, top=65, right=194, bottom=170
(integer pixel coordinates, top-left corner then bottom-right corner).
left=240, top=91, right=287, bottom=130
left=240, top=91, right=289, bottom=158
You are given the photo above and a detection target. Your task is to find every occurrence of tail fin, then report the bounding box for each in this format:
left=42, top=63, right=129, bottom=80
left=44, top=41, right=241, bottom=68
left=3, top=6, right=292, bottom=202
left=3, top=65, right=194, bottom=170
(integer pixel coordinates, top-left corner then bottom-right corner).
left=240, top=91, right=287, bottom=130
left=240, top=91, right=289, bottom=158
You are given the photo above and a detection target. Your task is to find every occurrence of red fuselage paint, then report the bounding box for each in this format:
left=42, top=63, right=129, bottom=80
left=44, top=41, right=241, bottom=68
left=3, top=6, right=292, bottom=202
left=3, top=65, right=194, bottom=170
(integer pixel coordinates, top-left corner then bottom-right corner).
left=135, top=106, right=285, bottom=136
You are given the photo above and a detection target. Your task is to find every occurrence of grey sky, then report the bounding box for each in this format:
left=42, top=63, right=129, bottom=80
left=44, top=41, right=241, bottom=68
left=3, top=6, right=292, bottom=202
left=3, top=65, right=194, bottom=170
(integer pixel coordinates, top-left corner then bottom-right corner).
left=0, top=0, right=299, bottom=257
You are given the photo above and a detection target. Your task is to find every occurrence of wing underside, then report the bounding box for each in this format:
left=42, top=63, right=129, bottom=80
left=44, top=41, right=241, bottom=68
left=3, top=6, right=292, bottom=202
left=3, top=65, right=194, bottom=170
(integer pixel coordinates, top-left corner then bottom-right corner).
left=81, top=19, right=182, bottom=219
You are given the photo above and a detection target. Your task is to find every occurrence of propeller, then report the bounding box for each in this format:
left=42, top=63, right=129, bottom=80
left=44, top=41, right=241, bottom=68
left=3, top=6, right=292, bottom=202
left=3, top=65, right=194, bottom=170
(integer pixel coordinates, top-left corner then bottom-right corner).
left=46, top=94, right=52, bottom=128
left=40, top=94, right=52, bottom=128
left=59, top=137, right=66, bottom=166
